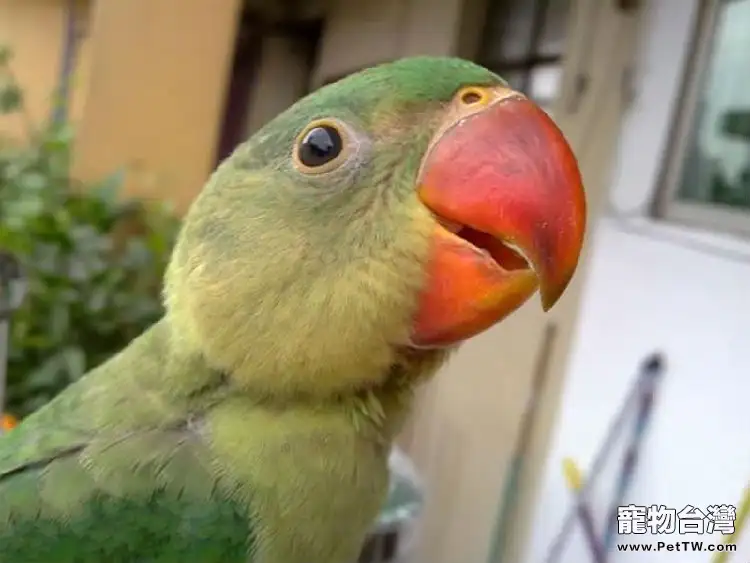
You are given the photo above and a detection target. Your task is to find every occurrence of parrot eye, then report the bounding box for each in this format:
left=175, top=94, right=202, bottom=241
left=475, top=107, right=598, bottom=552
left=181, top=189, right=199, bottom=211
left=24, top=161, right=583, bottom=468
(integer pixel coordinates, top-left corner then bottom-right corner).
left=299, top=126, right=341, bottom=165
left=293, top=119, right=350, bottom=174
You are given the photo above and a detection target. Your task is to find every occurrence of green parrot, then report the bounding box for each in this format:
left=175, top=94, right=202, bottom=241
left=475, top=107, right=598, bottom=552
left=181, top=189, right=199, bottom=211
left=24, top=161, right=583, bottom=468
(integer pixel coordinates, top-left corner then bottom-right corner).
left=0, top=56, right=586, bottom=563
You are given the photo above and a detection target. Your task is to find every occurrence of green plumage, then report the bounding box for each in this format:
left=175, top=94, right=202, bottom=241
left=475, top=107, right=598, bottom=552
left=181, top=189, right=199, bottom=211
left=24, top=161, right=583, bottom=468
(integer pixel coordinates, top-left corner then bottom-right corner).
left=0, top=57, right=503, bottom=563
left=0, top=322, right=253, bottom=562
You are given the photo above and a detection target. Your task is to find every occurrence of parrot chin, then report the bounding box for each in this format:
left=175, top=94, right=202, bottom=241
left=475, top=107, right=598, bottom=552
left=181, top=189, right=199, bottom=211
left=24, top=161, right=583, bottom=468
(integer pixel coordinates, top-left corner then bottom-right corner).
left=409, top=86, right=586, bottom=348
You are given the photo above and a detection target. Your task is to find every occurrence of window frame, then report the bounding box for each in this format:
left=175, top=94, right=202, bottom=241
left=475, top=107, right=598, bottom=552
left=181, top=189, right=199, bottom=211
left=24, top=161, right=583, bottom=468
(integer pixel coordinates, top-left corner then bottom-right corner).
left=477, top=0, right=565, bottom=107
left=654, top=0, right=750, bottom=237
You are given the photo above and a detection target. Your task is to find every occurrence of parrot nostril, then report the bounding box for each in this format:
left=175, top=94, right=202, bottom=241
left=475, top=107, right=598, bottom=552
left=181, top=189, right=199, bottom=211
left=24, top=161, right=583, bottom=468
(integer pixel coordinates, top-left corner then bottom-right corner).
left=456, top=86, right=490, bottom=107
left=461, top=91, right=482, bottom=105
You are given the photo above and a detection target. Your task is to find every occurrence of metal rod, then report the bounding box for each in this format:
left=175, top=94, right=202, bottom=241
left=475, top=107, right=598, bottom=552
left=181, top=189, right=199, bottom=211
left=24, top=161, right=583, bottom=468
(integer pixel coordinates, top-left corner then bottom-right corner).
left=602, top=355, right=664, bottom=555
left=712, top=485, right=750, bottom=563
left=0, top=318, right=8, bottom=414
left=0, top=251, right=26, bottom=421
left=561, top=458, right=606, bottom=563
left=52, top=0, right=79, bottom=124
left=541, top=354, right=664, bottom=563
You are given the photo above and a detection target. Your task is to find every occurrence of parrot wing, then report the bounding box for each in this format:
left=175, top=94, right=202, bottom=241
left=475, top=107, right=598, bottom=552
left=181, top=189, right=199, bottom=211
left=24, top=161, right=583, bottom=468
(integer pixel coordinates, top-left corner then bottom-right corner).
left=0, top=383, right=254, bottom=563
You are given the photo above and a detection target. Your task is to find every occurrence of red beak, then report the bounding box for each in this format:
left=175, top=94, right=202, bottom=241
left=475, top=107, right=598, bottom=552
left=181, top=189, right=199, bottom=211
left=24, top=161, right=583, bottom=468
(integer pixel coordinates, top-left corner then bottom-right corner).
left=410, top=91, right=586, bottom=347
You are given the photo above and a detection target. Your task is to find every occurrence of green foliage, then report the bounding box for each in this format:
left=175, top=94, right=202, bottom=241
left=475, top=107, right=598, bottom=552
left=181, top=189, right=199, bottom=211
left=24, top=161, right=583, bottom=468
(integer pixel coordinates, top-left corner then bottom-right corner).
left=0, top=47, right=180, bottom=416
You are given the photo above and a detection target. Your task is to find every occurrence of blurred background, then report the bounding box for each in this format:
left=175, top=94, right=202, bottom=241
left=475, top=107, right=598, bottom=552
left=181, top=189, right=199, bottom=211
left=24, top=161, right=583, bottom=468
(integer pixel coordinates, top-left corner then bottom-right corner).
left=1, top=0, right=749, bottom=562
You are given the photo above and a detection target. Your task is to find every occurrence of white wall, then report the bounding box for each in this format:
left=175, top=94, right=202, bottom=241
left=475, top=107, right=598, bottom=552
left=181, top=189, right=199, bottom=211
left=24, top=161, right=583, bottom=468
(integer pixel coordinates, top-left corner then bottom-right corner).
left=523, top=1, right=750, bottom=562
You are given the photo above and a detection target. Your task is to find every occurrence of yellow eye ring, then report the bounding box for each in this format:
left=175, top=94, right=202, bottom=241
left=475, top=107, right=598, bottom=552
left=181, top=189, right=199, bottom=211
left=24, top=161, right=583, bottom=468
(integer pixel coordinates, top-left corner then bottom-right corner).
left=455, top=86, right=491, bottom=107
left=292, top=118, right=351, bottom=175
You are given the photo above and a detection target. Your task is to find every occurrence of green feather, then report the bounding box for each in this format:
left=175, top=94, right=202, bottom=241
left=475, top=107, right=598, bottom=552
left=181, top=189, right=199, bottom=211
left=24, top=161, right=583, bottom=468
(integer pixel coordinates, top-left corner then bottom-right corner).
left=0, top=56, right=498, bottom=563
left=238, top=56, right=504, bottom=170
left=0, top=323, right=253, bottom=563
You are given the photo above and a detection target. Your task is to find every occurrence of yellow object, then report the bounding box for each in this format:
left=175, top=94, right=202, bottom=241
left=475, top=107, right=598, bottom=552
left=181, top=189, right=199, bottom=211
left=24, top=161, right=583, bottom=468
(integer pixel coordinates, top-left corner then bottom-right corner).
left=0, top=414, right=17, bottom=432
left=711, top=485, right=750, bottom=563
left=560, top=457, right=750, bottom=563
left=562, top=457, right=585, bottom=492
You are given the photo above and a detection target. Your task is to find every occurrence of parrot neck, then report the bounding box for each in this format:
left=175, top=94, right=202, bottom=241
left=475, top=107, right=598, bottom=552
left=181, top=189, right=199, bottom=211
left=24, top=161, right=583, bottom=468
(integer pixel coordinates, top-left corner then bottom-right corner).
left=343, top=379, right=415, bottom=444
left=340, top=345, right=450, bottom=442
left=156, top=317, right=450, bottom=444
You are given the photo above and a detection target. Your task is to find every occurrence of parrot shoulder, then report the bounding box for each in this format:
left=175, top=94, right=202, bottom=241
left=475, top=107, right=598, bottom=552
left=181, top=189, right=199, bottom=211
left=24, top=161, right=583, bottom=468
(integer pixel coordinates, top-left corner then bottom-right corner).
left=0, top=331, right=255, bottom=562
left=0, top=411, right=255, bottom=562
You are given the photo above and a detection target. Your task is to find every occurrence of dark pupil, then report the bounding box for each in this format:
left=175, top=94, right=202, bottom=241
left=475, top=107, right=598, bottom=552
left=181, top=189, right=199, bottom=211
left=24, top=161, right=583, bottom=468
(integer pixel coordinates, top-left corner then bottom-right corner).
left=298, top=126, right=342, bottom=167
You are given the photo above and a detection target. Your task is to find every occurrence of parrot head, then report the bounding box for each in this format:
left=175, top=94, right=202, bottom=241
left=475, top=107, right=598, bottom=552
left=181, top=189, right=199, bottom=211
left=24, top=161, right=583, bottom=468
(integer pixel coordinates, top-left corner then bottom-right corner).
left=165, top=57, right=585, bottom=398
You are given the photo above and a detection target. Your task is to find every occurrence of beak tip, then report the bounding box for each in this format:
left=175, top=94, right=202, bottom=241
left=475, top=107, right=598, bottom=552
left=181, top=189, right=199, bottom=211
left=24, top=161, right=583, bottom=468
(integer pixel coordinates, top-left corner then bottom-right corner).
left=539, top=274, right=574, bottom=312
left=536, top=229, right=585, bottom=313
left=541, top=295, right=557, bottom=312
